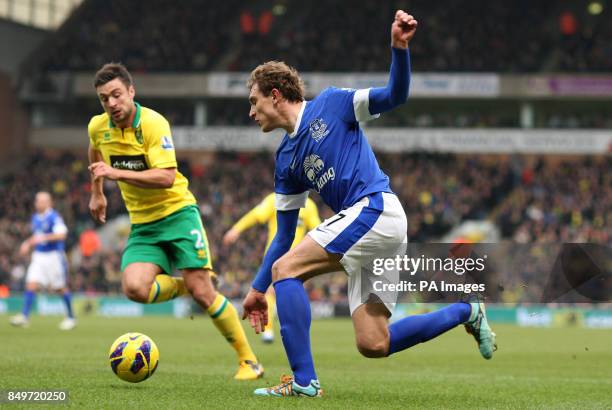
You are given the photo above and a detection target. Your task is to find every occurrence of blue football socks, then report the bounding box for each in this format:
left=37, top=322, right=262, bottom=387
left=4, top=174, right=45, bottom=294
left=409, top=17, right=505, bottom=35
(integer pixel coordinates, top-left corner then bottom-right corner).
left=388, top=302, right=471, bottom=355
left=274, top=278, right=317, bottom=386
left=22, top=290, right=36, bottom=318
left=62, top=292, right=74, bottom=319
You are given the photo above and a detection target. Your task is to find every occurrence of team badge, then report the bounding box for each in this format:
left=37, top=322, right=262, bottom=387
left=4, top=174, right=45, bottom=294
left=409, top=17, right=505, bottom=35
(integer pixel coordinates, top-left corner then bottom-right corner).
left=309, top=118, right=330, bottom=142
left=135, top=128, right=144, bottom=144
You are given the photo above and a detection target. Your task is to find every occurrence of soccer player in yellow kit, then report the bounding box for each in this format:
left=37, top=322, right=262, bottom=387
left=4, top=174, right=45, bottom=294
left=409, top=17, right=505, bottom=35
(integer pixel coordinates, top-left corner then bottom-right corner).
left=223, top=193, right=321, bottom=343
left=87, top=62, right=263, bottom=380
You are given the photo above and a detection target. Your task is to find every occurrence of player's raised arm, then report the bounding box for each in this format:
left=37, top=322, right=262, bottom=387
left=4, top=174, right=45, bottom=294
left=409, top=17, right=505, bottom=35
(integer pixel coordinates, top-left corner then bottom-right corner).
left=368, top=10, right=417, bottom=115
left=243, top=208, right=299, bottom=332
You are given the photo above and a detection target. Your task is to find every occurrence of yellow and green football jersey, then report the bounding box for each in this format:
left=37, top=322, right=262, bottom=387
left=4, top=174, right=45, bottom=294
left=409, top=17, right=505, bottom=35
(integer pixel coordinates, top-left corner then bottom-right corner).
left=88, top=102, right=196, bottom=224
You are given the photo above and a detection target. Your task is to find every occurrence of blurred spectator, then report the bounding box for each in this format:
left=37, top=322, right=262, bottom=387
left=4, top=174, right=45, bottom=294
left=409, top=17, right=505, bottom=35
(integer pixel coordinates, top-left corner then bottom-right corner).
left=559, top=11, right=578, bottom=36
left=79, top=229, right=101, bottom=257
left=240, top=10, right=256, bottom=36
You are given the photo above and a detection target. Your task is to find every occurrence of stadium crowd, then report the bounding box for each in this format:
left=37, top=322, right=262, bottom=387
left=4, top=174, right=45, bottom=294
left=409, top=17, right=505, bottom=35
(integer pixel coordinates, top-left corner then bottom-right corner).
left=32, top=0, right=611, bottom=74
left=0, top=151, right=608, bottom=304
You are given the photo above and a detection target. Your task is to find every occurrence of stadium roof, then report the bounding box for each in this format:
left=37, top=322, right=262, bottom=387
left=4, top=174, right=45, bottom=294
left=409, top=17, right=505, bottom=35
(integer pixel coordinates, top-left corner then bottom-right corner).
left=0, top=0, right=82, bottom=30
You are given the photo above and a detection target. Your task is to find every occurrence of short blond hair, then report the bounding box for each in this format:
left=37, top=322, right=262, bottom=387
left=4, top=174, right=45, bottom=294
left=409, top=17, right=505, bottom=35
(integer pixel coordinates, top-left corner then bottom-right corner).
left=247, top=61, right=304, bottom=102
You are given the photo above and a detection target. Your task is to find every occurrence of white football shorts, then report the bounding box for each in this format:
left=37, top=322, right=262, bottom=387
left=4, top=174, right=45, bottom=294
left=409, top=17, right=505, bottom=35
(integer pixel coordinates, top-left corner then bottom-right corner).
left=25, top=250, right=69, bottom=290
left=308, top=192, right=407, bottom=315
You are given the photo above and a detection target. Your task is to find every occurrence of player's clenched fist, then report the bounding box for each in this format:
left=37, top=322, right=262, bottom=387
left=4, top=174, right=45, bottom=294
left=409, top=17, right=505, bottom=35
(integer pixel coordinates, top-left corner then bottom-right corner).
left=391, top=9, right=417, bottom=49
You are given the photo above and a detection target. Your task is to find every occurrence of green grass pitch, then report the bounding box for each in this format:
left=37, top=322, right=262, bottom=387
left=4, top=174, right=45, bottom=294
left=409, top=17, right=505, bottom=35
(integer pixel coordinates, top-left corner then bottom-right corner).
left=1, top=315, right=611, bottom=409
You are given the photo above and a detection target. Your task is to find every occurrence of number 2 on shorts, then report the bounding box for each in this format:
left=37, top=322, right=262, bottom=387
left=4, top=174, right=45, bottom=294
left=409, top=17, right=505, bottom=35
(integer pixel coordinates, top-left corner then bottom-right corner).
left=190, top=229, right=204, bottom=249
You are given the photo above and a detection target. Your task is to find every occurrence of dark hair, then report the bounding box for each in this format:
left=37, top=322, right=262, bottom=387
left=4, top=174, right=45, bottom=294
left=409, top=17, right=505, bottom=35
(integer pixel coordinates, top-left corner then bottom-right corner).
left=247, top=61, right=304, bottom=102
left=94, top=62, right=133, bottom=88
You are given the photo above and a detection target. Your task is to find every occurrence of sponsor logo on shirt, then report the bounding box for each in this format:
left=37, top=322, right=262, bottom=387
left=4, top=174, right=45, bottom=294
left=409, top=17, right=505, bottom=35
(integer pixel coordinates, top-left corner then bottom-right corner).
left=303, top=154, right=335, bottom=192
left=110, top=155, right=149, bottom=171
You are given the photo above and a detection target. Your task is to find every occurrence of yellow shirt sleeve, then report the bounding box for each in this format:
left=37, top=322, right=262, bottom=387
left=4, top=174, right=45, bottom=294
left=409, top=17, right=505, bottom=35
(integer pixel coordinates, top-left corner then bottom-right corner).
left=304, top=198, right=322, bottom=230
left=144, top=114, right=177, bottom=169
left=233, top=194, right=275, bottom=232
left=87, top=117, right=99, bottom=149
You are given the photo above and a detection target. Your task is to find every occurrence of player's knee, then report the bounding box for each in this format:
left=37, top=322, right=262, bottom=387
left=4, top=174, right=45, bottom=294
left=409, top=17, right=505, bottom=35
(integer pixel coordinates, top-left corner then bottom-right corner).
left=271, top=260, right=281, bottom=282
left=271, top=258, right=293, bottom=282
left=356, top=337, right=389, bottom=358
left=122, top=281, right=149, bottom=303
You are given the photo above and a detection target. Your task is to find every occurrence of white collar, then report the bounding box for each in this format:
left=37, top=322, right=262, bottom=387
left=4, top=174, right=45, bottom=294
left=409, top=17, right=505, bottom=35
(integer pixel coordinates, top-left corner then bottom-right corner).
left=36, top=209, right=53, bottom=218
left=288, top=101, right=307, bottom=138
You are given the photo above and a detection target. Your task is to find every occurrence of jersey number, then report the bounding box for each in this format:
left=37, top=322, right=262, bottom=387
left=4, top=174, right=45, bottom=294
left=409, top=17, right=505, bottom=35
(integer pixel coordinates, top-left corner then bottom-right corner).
left=325, top=213, right=346, bottom=227
left=190, top=229, right=204, bottom=249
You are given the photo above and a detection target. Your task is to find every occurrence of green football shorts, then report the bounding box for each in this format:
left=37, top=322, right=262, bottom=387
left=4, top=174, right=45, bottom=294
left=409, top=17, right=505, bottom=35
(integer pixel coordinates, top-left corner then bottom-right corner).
left=121, top=205, right=213, bottom=274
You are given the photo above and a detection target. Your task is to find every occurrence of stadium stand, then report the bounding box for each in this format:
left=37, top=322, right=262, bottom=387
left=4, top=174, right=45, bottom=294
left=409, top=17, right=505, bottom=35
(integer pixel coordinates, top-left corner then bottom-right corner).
left=29, top=0, right=611, bottom=73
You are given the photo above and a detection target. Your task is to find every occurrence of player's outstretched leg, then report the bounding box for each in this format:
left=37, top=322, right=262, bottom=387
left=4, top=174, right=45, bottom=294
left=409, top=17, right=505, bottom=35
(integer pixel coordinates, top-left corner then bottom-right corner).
left=183, top=269, right=264, bottom=380
left=387, top=303, right=471, bottom=354
left=254, top=278, right=322, bottom=397
left=464, top=301, right=497, bottom=359
left=261, top=290, right=276, bottom=343
left=387, top=302, right=496, bottom=359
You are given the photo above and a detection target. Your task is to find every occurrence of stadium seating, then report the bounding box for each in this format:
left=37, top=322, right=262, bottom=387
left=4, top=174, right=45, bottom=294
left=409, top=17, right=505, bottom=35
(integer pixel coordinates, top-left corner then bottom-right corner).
left=31, top=0, right=611, bottom=73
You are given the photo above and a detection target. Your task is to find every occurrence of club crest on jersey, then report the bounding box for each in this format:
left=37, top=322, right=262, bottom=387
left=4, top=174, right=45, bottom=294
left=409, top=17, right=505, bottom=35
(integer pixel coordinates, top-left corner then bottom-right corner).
left=161, top=136, right=174, bottom=150
left=303, top=154, right=325, bottom=182
left=135, top=128, right=144, bottom=144
left=309, top=118, right=330, bottom=142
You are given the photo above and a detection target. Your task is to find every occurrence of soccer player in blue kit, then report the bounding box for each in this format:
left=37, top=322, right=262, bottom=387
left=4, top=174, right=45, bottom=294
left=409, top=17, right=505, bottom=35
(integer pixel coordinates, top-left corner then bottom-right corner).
left=9, top=191, right=76, bottom=330
left=242, top=10, right=497, bottom=397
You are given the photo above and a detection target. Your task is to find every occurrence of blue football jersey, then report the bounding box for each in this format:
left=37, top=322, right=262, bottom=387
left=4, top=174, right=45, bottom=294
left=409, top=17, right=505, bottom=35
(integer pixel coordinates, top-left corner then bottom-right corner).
left=274, top=87, right=392, bottom=213
left=31, top=209, right=67, bottom=252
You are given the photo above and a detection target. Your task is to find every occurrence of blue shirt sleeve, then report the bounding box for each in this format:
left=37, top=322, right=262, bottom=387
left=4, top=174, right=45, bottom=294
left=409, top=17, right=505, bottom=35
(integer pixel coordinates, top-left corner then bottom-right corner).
left=275, top=165, right=303, bottom=195
left=325, top=87, right=358, bottom=123
left=274, top=151, right=310, bottom=210
left=325, top=87, right=384, bottom=123
left=323, top=48, right=410, bottom=123
left=251, top=209, right=299, bottom=292
left=368, top=47, right=411, bottom=114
